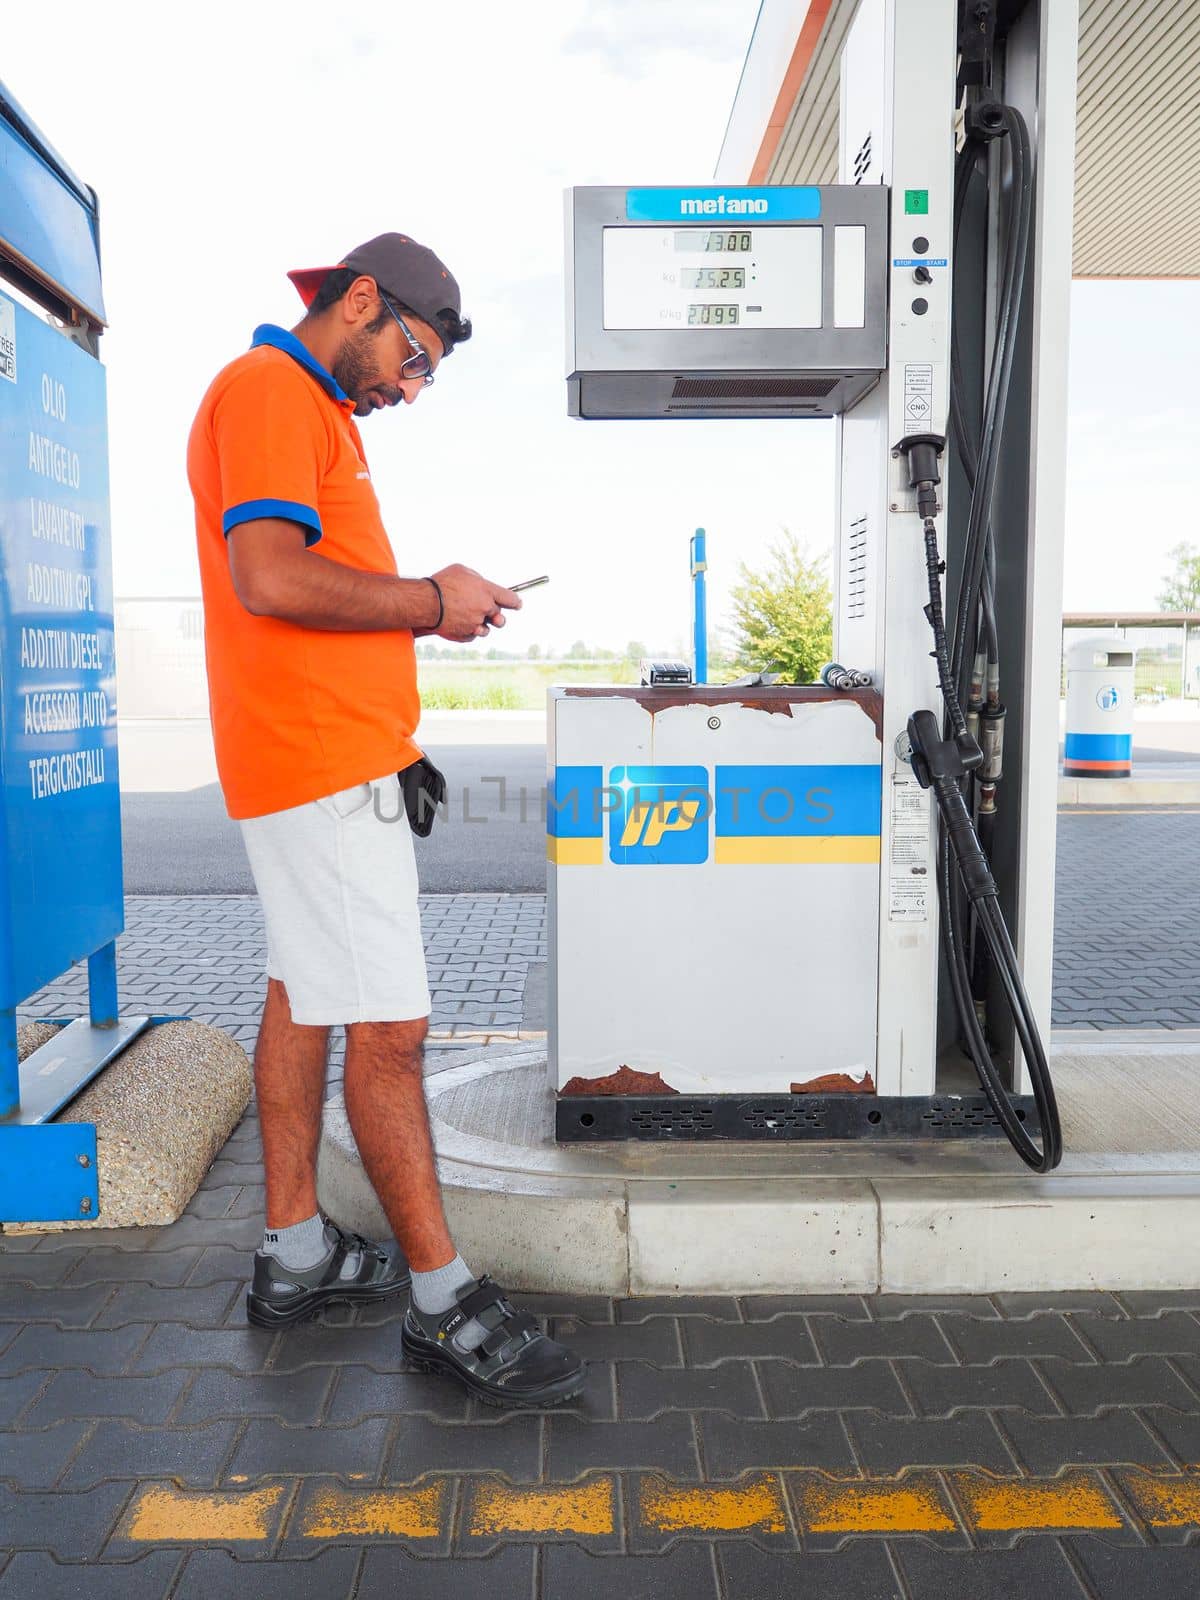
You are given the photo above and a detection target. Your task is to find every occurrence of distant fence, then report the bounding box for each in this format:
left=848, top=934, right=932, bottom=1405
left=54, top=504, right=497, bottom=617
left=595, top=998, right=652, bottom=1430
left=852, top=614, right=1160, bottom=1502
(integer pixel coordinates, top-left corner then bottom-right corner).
left=115, top=599, right=208, bottom=718
left=114, top=600, right=1200, bottom=718
left=1061, top=621, right=1200, bottom=701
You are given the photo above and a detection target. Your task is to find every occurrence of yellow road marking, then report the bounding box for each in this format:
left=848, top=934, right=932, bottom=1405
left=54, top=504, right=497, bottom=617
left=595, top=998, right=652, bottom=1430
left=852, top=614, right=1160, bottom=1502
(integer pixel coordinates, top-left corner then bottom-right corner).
left=300, top=1481, right=447, bottom=1538
left=469, top=1477, right=615, bottom=1536
left=114, top=1469, right=1196, bottom=1545
left=124, top=1484, right=286, bottom=1542
left=1122, top=1472, right=1200, bottom=1526
left=798, top=1477, right=954, bottom=1533
left=640, top=1474, right=787, bottom=1533
left=800, top=1472, right=960, bottom=1536
left=952, top=1473, right=1122, bottom=1531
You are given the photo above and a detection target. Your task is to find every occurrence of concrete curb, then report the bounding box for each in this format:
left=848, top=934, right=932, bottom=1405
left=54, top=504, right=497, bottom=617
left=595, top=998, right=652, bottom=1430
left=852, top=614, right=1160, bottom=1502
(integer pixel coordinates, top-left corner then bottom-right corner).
left=317, top=1038, right=1200, bottom=1297
left=1058, top=777, right=1200, bottom=805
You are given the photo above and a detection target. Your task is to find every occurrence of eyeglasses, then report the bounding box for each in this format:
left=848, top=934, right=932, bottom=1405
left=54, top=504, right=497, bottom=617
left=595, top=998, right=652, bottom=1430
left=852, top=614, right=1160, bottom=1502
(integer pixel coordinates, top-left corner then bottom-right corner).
left=379, top=294, right=436, bottom=386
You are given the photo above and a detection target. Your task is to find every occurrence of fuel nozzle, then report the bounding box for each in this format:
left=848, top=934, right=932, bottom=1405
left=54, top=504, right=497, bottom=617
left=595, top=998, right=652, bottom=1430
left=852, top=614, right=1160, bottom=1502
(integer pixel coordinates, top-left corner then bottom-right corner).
left=821, top=662, right=874, bottom=690
left=894, top=432, right=946, bottom=520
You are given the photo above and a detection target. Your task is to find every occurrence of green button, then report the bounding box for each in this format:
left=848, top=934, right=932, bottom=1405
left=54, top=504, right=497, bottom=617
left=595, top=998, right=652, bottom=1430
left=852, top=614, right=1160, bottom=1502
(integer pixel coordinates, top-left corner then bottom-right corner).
left=905, top=189, right=929, bottom=214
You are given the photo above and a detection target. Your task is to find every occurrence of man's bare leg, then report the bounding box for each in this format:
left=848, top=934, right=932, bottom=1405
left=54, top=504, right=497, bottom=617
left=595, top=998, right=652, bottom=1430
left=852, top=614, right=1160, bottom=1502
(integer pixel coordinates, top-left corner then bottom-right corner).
left=253, top=976, right=330, bottom=1229
left=342, top=1018, right=457, bottom=1273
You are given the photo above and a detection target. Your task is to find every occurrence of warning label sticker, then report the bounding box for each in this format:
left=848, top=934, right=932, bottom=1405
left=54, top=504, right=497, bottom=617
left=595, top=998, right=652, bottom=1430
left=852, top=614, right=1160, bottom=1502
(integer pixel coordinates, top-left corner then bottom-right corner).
left=888, top=773, right=931, bottom=922
left=902, top=361, right=933, bottom=429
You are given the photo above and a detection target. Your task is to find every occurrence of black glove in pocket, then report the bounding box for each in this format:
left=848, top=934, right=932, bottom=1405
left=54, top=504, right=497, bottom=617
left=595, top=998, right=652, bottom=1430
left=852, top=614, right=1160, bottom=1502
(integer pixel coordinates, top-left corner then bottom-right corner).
left=399, top=755, right=447, bottom=838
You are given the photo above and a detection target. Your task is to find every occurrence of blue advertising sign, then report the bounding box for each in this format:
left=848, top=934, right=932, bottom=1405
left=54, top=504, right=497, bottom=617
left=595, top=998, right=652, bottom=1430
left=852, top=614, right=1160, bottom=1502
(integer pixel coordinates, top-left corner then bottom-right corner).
left=0, top=290, right=123, bottom=1009
left=0, top=89, right=106, bottom=324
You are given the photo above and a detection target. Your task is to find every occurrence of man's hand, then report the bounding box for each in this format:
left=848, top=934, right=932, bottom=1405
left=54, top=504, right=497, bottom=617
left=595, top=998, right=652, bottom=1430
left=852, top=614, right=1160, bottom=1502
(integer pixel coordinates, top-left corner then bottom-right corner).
left=224, top=521, right=521, bottom=641
left=430, top=564, right=522, bottom=641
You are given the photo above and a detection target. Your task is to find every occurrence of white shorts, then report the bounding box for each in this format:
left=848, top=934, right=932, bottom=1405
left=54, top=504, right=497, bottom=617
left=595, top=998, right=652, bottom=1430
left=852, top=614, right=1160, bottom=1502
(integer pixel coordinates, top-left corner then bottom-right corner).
left=239, top=771, right=432, bottom=1026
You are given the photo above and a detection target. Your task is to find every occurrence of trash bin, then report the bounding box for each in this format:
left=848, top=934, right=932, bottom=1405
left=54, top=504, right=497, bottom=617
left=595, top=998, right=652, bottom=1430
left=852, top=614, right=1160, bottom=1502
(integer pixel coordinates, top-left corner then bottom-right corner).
left=1063, top=634, right=1135, bottom=778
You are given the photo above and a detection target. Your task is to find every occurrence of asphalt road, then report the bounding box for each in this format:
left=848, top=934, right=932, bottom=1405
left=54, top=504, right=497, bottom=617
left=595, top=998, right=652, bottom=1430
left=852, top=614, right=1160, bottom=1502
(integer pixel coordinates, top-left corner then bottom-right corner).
left=121, top=743, right=549, bottom=894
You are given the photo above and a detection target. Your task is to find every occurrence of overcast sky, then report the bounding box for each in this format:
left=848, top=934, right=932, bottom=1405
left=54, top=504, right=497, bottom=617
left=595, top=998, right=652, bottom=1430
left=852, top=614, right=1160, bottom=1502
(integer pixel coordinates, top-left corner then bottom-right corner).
left=5, top=0, right=1197, bottom=656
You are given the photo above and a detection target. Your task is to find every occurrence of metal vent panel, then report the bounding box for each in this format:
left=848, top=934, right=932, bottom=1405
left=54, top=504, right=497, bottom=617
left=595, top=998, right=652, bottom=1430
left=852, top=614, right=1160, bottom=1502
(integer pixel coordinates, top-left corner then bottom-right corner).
left=845, top=512, right=868, bottom=621
left=740, top=1103, right=828, bottom=1132
left=671, top=376, right=839, bottom=400
left=629, top=1107, right=716, bottom=1135
left=853, top=132, right=872, bottom=184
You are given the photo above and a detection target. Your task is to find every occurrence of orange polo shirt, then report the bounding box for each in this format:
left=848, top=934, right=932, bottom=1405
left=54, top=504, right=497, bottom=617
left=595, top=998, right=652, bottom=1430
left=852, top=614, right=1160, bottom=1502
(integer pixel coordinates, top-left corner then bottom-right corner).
left=187, top=324, right=423, bottom=819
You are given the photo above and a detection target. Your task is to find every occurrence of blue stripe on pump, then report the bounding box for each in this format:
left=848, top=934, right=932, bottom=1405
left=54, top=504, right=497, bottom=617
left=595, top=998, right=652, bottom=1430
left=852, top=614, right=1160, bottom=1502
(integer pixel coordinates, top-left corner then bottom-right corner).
left=548, top=766, right=606, bottom=839
left=714, top=764, right=881, bottom=837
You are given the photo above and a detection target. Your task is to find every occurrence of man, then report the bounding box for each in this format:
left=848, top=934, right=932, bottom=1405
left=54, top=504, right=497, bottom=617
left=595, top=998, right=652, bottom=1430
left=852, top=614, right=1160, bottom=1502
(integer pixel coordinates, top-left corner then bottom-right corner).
left=187, top=233, right=585, bottom=1409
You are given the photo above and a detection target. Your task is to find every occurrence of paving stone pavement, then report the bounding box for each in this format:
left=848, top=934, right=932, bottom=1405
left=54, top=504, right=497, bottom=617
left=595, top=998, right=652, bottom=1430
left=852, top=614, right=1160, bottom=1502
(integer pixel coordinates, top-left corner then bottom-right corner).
left=1054, top=811, right=1200, bottom=1028
left=7, top=878, right=1200, bottom=1591
left=3, top=1226, right=1200, bottom=1596
left=16, top=894, right=549, bottom=1098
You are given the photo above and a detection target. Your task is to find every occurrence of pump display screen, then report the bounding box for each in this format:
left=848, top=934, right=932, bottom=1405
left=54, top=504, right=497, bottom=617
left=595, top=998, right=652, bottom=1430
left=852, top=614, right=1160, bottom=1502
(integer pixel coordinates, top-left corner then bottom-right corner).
left=680, top=267, right=746, bottom=289
left=674, top=230, right=752, bottom=252
left=602, top=225, right=823, bottom=330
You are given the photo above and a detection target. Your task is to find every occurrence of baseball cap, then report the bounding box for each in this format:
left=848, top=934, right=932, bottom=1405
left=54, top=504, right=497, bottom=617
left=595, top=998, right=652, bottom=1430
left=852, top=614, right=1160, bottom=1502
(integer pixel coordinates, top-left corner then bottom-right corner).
left=287, top=232, right=471, bottom=357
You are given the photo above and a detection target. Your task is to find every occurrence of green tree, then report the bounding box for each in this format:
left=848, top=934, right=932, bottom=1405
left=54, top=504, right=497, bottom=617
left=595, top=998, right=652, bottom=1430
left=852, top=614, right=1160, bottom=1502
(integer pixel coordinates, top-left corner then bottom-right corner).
left=1158, top=543, right=1200, bottom=612
left=727, top=532, right=833, bottom=683
left=624, top=639, right=649, bottom=661
left=567, top=639, right=590, bottom=659
left=527, top=642, right=542, bottom=660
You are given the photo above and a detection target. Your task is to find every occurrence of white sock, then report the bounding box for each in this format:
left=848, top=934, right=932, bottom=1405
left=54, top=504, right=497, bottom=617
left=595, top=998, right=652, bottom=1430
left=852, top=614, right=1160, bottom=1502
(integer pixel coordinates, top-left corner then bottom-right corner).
left=262, top=1212, right=361, bottom=1281
left=409, top=1252, right=489, bottom=1351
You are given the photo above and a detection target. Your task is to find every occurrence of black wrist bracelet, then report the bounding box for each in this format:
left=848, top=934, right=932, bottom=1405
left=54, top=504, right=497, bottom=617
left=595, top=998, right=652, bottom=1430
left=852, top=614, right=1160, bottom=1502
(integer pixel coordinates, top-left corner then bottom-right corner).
left=423, top=576, right=444, bottom=630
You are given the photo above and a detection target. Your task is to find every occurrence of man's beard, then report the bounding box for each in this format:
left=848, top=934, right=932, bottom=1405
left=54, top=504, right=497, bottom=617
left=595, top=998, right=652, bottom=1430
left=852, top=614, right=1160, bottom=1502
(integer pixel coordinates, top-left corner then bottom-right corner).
left=331, top=328, right=403, bottom=416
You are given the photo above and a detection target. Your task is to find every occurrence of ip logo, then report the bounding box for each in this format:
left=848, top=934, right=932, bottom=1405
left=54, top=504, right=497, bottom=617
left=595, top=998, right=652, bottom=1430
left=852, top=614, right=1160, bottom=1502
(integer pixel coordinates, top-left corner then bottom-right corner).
left=608, top=766, right=709, bottom=865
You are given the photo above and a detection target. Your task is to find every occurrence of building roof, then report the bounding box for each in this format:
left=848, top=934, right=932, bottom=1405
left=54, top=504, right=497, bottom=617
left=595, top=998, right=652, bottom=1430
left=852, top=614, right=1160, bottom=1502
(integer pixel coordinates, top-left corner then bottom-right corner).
left=716, top=0, right=1200, bottom=278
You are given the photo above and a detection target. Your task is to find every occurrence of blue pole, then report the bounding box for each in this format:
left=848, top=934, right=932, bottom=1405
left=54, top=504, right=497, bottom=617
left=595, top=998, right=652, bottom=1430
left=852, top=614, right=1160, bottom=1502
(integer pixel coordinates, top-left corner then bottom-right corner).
left=88, top=942, right=119, bottom=1028
left=0, top=1012, right=18, bottom=1118
left=691, top=528, right=708, bottom=684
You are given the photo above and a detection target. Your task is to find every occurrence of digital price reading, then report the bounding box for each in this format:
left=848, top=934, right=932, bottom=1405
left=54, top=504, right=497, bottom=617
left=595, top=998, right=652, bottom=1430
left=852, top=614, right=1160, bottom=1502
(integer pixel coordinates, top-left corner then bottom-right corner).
left=680, top=268, right=746, bottom=289
left=674, top=230, right=754, bottom=253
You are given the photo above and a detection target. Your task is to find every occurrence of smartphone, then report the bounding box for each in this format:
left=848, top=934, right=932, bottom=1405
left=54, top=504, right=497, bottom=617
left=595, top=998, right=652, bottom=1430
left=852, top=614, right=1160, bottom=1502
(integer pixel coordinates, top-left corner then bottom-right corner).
left=511, top=575, right=549, bottom=592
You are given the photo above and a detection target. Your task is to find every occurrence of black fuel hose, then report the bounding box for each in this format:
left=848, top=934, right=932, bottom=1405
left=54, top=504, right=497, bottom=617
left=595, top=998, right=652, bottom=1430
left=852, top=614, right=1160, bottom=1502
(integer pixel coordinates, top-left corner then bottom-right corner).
left=923, top=98, right=1062, bottom=1171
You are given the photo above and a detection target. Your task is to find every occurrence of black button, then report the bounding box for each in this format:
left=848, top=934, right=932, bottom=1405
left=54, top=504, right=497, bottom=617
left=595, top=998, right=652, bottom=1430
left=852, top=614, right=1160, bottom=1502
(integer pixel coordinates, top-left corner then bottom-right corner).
left=913, top=236, right=929, bottom=253
left=912, top=297, right=929, bottom=315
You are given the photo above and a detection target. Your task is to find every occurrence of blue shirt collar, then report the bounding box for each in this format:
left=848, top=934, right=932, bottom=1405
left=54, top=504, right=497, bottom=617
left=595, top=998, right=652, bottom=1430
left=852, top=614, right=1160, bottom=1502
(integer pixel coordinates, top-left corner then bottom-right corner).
left=251, top=323, right=351, bottom=405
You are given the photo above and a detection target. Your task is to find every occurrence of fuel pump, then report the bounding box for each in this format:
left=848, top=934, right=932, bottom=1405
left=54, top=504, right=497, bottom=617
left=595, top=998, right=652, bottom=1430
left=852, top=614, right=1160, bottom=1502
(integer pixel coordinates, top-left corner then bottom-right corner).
left=554, top=0, right=1063, bottom=1170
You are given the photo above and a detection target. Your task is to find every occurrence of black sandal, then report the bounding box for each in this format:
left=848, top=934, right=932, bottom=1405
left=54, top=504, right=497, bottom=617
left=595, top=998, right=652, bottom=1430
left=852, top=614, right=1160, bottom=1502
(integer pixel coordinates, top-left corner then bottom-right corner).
left=400, top=1273, right=586, bottom=1408
left=246, top=1216, right=411, bottom=1327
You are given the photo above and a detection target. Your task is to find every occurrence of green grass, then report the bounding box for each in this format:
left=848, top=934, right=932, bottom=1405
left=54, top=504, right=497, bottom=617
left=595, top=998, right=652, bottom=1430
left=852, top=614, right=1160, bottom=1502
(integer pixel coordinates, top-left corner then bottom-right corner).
left=417, top=660, right=642, bottom=710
